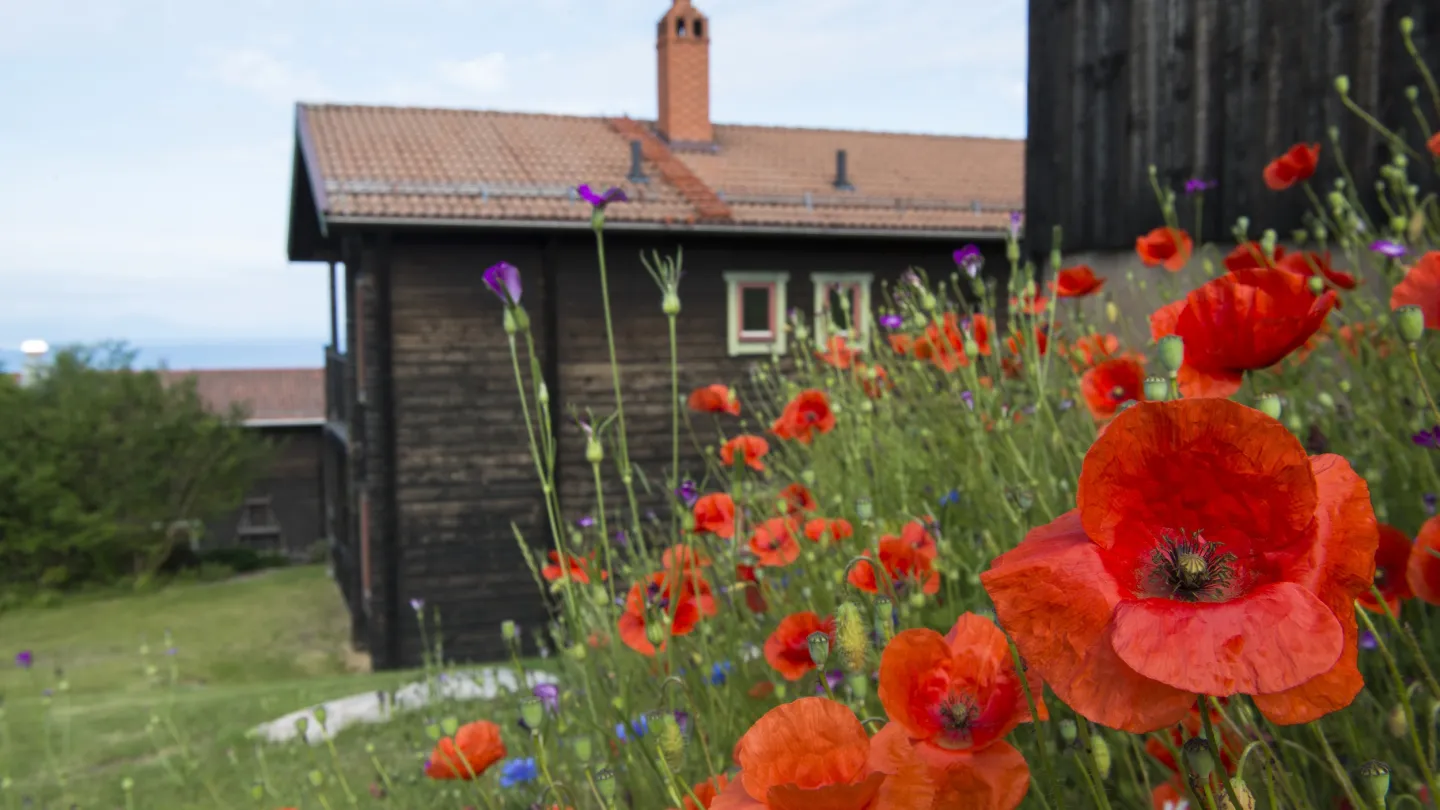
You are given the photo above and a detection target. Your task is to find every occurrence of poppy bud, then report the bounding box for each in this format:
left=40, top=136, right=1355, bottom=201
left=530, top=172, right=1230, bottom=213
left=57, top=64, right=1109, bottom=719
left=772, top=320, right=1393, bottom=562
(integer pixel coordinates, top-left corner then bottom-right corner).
left=1260, top=229, right=1278, bottom=261
left=314, top=706, right=329, bottom=728
left=1219, top=778, right=1257, bottom=810
left=249, top=781, right=262, bottom=801
left=963, top=338, right=980, bottom=357
left=646, top=622, right=666, bottom=647
left=836, top=602, right=869, bottom=671
left=295, top=716, right=311, bottom=737
left=1256, top=394, right=1283, bottom=420
left=1407, top=85, right=1420, bottom=101
left=1317, top=391, right=1336, bottom=410
left=538, top=381, right=550, bottom=407
left=801, top=469, right=816, bottom=486
left=308, top=769, right=325, bottom=788
left=1158, top=335, right=1185, bottom=376
left=1106, top=301, right=1119, bottom=324
left=907, top=591, right=926, bottom=610
left=1386, top=703, right=1408, bottom=737
left=662, top=290, right=681, bottom=316
left=1143, top=376, right=1169, bottom=402
left=520, top=698, right=544, bottom=730
left=502, top=620, right=518, bottom=642
left=573, top=735, right=593, bottom=762
left=1058, top=718, right=1077, bottom=744
left=1314, top=223, right=1328, bottom=242
left=1334, top=75, right=1351, bottom=95
left=1338, top=379, right=1351, bottom=393
left=1396, top=304, right=1426, bottom=344
left=1307, top=275, right=1325, bottom=295
left=1402, top=16, right=1415, bottom=35
left=423, top=722, right=440, bottom=741
left=122, top=777, right=134, bottom=794
left=503, top=308, right=518, bottom=335
left=1090, top=733, right=1112, bottom=780
left=596, top=768, right=617, bottom=802
left=1182, top=737, right=1215, bottom=781
left=1391, top=216, right=1409, bottom=235
left=1234, top=216, right=1250, bottom=241
left=874, top=596, right=896, bottom=644
left=807, top=631, right=831, bottom=668
left=856, top=498, right=874, bottom=521
left=1357, top=760, right=1391, bottom=806
left=920, top=291, right=938, bottom=313
left=657, top=713, right=685, bottom=772
left=774, top=683, right=788, bottom=700
left=1202, top=258, right=1216, bottom=277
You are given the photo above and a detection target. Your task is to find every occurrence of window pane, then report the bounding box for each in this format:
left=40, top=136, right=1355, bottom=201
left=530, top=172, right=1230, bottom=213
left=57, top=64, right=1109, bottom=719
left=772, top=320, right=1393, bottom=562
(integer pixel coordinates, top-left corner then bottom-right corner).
left=740, top=287, right=772, bottom=333
left=827, top=285, right=852, bottom=332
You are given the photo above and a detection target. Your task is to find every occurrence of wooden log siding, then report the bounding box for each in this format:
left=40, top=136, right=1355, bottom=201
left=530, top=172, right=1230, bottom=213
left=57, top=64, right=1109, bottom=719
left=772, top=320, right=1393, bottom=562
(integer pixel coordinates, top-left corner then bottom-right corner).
left=1025, top=0, right=1440, bottom=254
left=388, top=240, right=556, bottom=666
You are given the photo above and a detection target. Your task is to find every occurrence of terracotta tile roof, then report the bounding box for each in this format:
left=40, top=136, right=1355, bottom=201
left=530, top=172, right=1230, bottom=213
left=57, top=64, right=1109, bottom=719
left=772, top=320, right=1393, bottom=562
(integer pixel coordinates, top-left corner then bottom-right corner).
left=160, top=369, right=325, bottom=424
left=298, top=105, right=1023, bottom=235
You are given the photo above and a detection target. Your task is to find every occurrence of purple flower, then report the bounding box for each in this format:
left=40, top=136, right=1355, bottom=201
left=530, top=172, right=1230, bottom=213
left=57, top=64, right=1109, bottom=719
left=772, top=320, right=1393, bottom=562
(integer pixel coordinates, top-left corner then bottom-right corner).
left=1184, top=178, right=1218, bottom=195
left=814, top=670, right=845, bottom=695
left=676, top=479, right=699, bottom=507
left=578, top=515, right=596, bottom=528
left=1008, top=211, right=1023, bottom=238
left=614, top=530, right=628, bottom=548
left=673, top=710, right=691, bottom=737
left=1425, top=493, right=1437, bottom=516
left=15, top=650, right=32, bottom=669
left=1370, top=240, right=1408, bottom=259
left=953, top=244, right=984, bottom=278
left=959, top=390, right=975, bottom=410
left=1359, top=630, right=1378, bottom=651
left=409, top=598, right=424, bottom=612
left=482, top=262, right=522, bottom=304
left=533, top=682, right=559, bottom=713
left=1413, top=426, right=1440, bottom=449
left=577, top=184, right=629, bottom=208
left=878, top=313, right=903, bottom=330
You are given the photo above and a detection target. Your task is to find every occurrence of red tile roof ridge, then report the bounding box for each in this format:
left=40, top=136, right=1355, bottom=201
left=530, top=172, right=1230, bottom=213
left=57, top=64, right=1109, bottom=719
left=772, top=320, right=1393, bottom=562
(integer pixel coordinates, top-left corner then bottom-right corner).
left=608, top=116, right=732, bottom=222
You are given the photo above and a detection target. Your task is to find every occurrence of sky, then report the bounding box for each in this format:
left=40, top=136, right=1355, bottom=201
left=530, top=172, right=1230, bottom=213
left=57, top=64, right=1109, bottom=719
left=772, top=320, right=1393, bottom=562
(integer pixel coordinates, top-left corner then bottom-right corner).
left=0, top=0, right=1028, bottom=367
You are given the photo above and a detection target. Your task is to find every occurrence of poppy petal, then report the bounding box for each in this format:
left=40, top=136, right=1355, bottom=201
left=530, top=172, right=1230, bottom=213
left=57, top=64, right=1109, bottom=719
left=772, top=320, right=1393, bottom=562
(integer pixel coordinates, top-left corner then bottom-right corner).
left=1410, top=515, right=1440, bottom=605
left=1109, top=581, right=1344, bottom=694
left=736, top=698, right=870, bottom=798
left=763, top=772, right=885, bottom=810
left=927, top=740, right=1031, bottom=810
left=980, top=511, right=1194, bottom=733
left=711, top=778, right=767, bottom=810
left=868, top=724, right=940, bottom=810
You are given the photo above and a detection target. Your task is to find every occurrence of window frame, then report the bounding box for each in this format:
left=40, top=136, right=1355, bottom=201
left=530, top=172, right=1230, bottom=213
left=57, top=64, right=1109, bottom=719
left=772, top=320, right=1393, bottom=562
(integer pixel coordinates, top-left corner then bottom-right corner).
left=723, top=271, right=790, bottom=357
left=811, top=272, right=874, bottom=348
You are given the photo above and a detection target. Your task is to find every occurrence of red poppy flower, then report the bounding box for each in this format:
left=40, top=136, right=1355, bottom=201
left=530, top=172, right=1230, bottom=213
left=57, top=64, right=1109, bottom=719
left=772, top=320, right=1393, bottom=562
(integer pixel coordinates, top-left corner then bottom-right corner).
left=923, top=742, right=1032, bottom=810
left=771, top=389, right=836, bottom=444
left=618, top=571, right=718, bottom=656
left=1409, top=515, right=1440, bottom=606
left=1052, top=265, right=1105, bottom=297
left=898, top=520, right=938, bottom=556
left=721, top=435, right=770, bottom=472
left=671, top=775, right=731, bottom=810
left=1150, top=268, right=1337, bottom=399
left=1144, top=702, right=1241, bottom=776
left=764, top=611, right=837, bottom=681
left=693, top=493, right=735, bottom=539
left=662, top=544, right=712, bottom=572
left=541, top=550, right=606, bottom=585
left=1430, top=132, right=1440, bottom=158
left=805, top=517, right=854, bottom=543
left=749, top=517, right=802, bottom=568
left=1223, top=241, right=1285, bottom=272
left=1079, top=354, right=1146, bottom=421
left=1136, top=227, right=1194, bottom=272
left=736, top=564, right=770, bottom=614
left=818, top=335, right=861, bottom=369
left=848, top=534, right=940, bottom=596
left=1278, top=250, right=1356, bottom=292
left=888, top=333, right=914, bottom=355
left=1069, top=332, right=1121, bottom=370
left=1391, top=251, right=1440, bottom=330
left=712, top=697, right=934, bottom=810
left=1264, top=142, right=1321, bottom=191
left=855, top=363, right=891, bottom=398
left=778, top=483, right=817, bottom=515
left=970, top=314, right=995, bottom=355
left=1335, top=321, right=1393, bottom=359
left=878, top=613, right=1046, bottom=764
left=1005, top=326, right=1050, bottom=358
left=689, top=384, right=740, bottom=416
left=981, top=398, right=1379, bottom=733
left=1358, top=524, right=1415, bottom=614
left=747, top=680, right=776, bottom=700
left=914, top=330, right=968, bottom=372
left=1009, top=294, right=1050, bottom=316
left=424, top=720, right=506, bottom=780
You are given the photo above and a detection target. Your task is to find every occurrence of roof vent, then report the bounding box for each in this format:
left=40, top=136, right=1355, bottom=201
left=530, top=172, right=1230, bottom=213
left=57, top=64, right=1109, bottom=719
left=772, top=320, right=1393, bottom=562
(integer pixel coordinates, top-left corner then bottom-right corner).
left=833, top=149, right=854, bottom=191
left=627, top=140, right=650, bottom=184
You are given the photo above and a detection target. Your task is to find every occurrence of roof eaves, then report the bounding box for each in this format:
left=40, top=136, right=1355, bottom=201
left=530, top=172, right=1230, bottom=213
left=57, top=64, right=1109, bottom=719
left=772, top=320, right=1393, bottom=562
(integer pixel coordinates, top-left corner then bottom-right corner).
left=295, top=104, right=331, bottom=238
left=323, top=214, right=1007, bottom=241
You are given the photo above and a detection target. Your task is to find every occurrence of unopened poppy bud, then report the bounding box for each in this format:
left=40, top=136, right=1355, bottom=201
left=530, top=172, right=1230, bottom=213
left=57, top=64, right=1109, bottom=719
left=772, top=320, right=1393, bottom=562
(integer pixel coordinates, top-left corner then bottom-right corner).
left=1407, top=85, right=1420, bottom=101
left=662, top=290, right=681, bottom=315
left=295, top=716, right=310, bottom=736
left=1391, top=215, right=1409, bottom=235
left=538, top=381, right=549, bottom=407
left=249, top=781, right=262, bottom=800
left=1234, top=216, right=1250, bottom=240
left=573, top=735, right=593, bottom=762
left=1396, top=304, right=1426, bottom=344
left=585, top=435, right=604, bottom=465
left=1202, top=258, right=1216, bottom=277
left=502, top=620, right=518, bottom=641
left=308, top=769, right=324, bottom=788
left=596, top=768, right=617, bottom=802
left=423, top=722, right=440, bottom=740
left=1357, top=760, right=1391, bottom=805
left=807, top=631, right=831, bottom=668
left=1105, top=301, right=1119, bottom=324
left=122, top=777, right=135, bottom=794
left=440, top=716, right=459, bottom=736
left=657, top=713, right=685, bottom=772
left=1006, top=241, right=1020, bottom=262
left=1219, top=778, right=1257, bottom=810
left=1158, top=335, right=1184, bottom=375
left=503, top=308, right=518, bottom=335
left=1307, top=275, right=1325, bottom=295
left=646, top=622, right=666, bottom=647
left=801, top=469, right=816, bottom=486
left=1317, top=391, right=1336, bottom=410
left=1256, top=394, right=1282, bottom=420
left=836, top=602, right=869, bottom=671
left=919, top=291, right=938, bottom=313
left=1334, top=75, right=1350, bottom=95
left=1143, top=376, right=1169, bottom=402
left=874, top=596, right=896, bottom=644
left=314, top=706, right=329, bottom=728
left=1183, top=737, right=1215, bottom=781
left=1402, top=16, right=1415, bottom=35
left=1090, top=733, right=1112, bottom=780
left=907, top=591, right=925, bottom=610
left=774, top=683, right=788, bottom=700
left=1386, top=703, right=1408, bottom=737
left=856, top=498, right=873, bottom=521
left=1058, top=718, right=1077, bottom=744
left=520, top=698, right=544, bottom=730
left=963, top=338, right=980, bottom=357
left=1260, top=229, right=1278, bottom=260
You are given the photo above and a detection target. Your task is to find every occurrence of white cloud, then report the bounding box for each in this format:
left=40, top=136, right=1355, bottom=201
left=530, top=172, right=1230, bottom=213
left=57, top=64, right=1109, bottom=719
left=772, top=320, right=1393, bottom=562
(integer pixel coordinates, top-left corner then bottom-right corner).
left=208, top=47, right=328, bottom=104
left=436, top=53, right=510, bottom=94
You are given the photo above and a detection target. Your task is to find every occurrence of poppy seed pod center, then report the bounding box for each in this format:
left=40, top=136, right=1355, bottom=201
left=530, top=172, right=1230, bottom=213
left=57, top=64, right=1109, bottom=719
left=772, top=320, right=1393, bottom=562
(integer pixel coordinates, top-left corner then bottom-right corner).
left=1140, top=531, right=1241, bottom=602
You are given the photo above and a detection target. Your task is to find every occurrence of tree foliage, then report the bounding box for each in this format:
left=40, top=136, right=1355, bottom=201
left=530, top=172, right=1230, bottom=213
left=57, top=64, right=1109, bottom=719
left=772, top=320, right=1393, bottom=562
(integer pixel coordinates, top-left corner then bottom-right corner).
left=0, top=343, right=274, bottom=588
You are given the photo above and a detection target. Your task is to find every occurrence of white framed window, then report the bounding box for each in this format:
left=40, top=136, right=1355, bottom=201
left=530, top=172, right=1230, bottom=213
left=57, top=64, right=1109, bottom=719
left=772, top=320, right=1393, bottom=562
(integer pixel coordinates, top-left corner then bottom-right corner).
left=723, top=271, right=790, bottom=356
left=812, top=272, right=874, bottom=347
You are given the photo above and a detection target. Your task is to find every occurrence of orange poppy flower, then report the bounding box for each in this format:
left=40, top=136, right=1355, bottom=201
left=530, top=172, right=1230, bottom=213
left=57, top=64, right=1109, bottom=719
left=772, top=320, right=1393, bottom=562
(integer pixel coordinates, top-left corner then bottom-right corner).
left=981, top=399, right=1379, bottom=733
left=1009, top=294, right=1050, bottom=316
left=1144, top=702, right=1241, bottom=776
left=778, top=483, right=817, bottom=514
left=424, top=720, right=506, bottom=780
left=618, top=571, right=718, bottom=656
left=1223, top=241, right=1284, bottom=272
left=1264, top=142, right=1321, bottom=191
left=1005, top=326, right=1050, bottom=357
left=805, top=517, right=854, bottom=543
left=1052, top=265, right=1105, bottom=297
left=1150, top=267, right=1337, bottom=399
left=915, top=330, right=968, bottom=372
left=1136, top=227, right=1194, bottom=272
left=818, top=335, right=862, bottom=369
left=1079, top=354, right=1146, bottom=421
left=771, top=389, right=836, bottom=444
left=713, top=697, right=934, bottom=810
left=749, top=517, right=802, bottom=568
left=1069, top=332, right=1121, bottom=370
left=1358, top=524, right=1415, bottom=614
left=1278, top=250, right=1356, bottom=292
left=721, top=435, right=770, bottom=472
left=924, top=741, right=1032, bottom=810
left=671, top=774, right=731, bottom=810
left=764, top=611, right=837, bottom=681
left=898, top=520, right=938, bottom=556
left=856, top=363, right=891, bottom=398
left=970, top=314, right=996, bottom=356
left=888, top=333, right=914, bottom=355
left=736, top=564, right=770, bottom=614
left=662, top=544, right=712, bottom=572
left=747, top=680, right=776, bottom=700
left=878, top=613, right=1045, bottom=761
left=693, top=493, right=735, bottom=539
left=1390, top=251, right=1440, bottom=330
left=1430, top=131, right=1440, bottom=157
left=689, top=384, right=740, bottom=416
left=1410, top=516, right=1440, bottom=606
left=848, top=534, right=940, bottom=596
left=541, top=550, right=606, bottom=585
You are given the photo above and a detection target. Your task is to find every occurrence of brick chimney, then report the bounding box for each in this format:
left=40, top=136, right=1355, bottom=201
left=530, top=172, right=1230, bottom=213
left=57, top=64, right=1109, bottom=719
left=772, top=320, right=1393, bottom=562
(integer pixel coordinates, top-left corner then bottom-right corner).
left=656, top=0, right=712, bottom=146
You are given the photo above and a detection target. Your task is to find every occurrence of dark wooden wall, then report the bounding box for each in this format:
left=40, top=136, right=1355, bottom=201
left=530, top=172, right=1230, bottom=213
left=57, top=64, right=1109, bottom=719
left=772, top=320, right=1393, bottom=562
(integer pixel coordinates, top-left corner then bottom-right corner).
left=202, top=426, right=322, bottom=559
left=1025, top=0, right=1440, bottom=253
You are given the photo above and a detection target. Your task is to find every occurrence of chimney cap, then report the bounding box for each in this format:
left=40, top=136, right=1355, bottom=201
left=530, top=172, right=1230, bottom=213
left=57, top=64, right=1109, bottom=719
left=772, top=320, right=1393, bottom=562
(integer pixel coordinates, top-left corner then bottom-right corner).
left=20, top=339, right=49, bottom=356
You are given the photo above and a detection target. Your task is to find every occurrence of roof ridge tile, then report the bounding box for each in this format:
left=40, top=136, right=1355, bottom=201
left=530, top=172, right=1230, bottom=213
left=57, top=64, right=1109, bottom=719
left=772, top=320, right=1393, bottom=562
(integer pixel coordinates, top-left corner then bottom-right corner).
left=607, top=117, right=733, bottom=222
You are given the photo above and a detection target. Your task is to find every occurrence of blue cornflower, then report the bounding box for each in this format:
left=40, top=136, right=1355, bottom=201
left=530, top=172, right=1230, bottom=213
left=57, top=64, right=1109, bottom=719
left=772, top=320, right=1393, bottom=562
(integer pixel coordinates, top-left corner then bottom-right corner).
left=499, top=757, right=538, bottom=788
left=615, top=716, right=649, bottom=741
left=709, top=661, right=734, bottom=686
left=939, top=489, right=961, bottom=507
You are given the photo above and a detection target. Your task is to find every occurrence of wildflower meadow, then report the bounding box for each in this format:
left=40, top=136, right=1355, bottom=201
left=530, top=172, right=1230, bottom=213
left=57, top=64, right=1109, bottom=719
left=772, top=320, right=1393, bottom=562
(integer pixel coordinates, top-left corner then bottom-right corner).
left=14, top=17, right=1440, bottom=810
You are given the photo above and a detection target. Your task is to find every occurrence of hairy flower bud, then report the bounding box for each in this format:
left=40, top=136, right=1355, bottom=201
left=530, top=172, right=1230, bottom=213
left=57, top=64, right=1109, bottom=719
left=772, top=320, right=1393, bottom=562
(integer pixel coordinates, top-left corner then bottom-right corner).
left=1105, top=301, right=1119, bottom=324
left=856, top=498, right=874, bottom=521
left=1307, top=275, right=1326, bottom=295
left=846, top=672, right=869, bottom=699
left=1256, top=394, right=1283, bottom=420
left=1143, top=376, right=1169, bottom=402
left=657, top=713, right=685, bottom=772
left=1386, top=703, right=1408, bottom=738
left=645, top=621, right=666, bottom=647
left=1396, top=304, right=1426, bottom=344
left=1407, top=85, right=1420, bottom=101
left=1158, top=335, right=1185, bottom=376
left=1401, top=16, right=1415, bottom=35
left=963, top=338, right=981, bottom=357
left=1317, top=391, right=1336, bottom=410
left=1090, top=733, right=1112, bottom=780
left=836, top=602, right=869, bottom=672
left=1219, top=778, right=1257, bottom=810
left=1357, top=760, right=1391, bottom=806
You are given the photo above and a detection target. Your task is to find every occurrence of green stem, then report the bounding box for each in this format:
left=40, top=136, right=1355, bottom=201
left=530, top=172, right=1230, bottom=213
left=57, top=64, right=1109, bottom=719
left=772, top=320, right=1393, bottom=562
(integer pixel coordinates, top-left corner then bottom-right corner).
left=591, top=223, right=645, bottom=545
left=1199, top=696, right=1246, bottom=810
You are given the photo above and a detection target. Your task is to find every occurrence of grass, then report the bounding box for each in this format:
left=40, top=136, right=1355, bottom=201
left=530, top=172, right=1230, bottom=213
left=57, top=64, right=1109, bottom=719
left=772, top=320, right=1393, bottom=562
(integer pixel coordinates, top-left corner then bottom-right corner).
left=0, top=566, right=492, bottom=809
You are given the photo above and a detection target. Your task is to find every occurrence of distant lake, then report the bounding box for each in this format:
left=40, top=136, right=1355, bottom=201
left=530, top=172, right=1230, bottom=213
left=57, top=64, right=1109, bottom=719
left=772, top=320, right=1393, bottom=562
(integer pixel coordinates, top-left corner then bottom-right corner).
left=0, top=340, right=328, bottom=371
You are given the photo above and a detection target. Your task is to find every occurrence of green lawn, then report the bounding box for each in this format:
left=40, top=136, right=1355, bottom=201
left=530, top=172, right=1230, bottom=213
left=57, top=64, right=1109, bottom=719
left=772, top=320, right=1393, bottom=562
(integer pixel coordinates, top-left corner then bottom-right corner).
left=0, top=566, right=534, bottom=809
